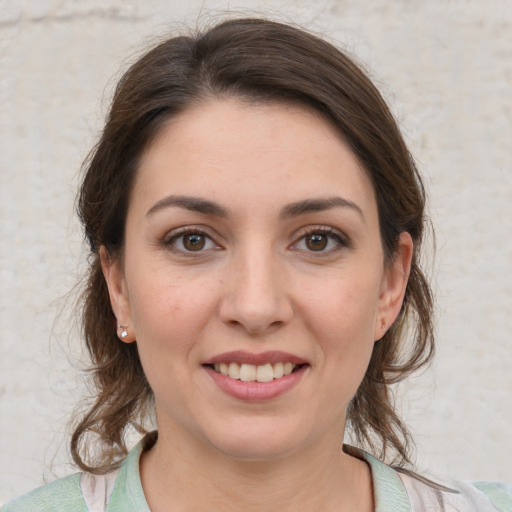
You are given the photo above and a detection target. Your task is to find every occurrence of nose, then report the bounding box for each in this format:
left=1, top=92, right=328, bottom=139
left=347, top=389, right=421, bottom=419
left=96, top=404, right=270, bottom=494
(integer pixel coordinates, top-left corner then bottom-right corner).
left=218, top=245, right=294, bottom=335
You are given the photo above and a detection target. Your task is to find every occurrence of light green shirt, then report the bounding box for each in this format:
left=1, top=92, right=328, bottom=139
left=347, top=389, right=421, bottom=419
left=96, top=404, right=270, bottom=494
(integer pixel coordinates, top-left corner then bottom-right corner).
left=3, top=438, right=511, bottom=511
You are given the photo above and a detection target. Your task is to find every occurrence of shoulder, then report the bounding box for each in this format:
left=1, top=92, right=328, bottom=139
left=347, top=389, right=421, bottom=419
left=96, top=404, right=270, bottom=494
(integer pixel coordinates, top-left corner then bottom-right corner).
left=353, top=446, right=512, bottom=512
left=472, top=481, right=512, bottom=512
left=1, top=469, right=123, bottom=512
left=399, top=471, right=512, bottom=512
left=1, top=473, right=87, bottom=512
left=1, top=436, right=150, bottom=512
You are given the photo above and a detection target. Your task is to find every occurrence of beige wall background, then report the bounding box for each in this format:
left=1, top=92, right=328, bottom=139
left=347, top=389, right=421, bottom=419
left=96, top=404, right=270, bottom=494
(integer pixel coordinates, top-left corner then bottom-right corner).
left=1, top=0, right=511, bottom=503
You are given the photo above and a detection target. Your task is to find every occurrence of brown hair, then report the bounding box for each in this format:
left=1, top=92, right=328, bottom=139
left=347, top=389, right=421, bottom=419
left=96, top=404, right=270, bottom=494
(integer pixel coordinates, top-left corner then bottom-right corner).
left=73, top=17, right=434, bottom=473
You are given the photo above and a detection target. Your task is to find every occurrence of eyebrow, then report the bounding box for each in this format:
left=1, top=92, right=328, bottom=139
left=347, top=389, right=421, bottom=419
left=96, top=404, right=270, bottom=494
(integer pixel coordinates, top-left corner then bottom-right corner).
left=146, top=195, right=230, bottom=217
left=280, top=196, right=364, bottom=221
left=146, top=194, right=364, bottom=221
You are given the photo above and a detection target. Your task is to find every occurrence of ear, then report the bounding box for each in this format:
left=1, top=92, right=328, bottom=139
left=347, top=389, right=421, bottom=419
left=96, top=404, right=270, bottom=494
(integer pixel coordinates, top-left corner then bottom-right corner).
left=374, top=232, right=413, bottom=341
left=100, top=246, right=135, bottom=343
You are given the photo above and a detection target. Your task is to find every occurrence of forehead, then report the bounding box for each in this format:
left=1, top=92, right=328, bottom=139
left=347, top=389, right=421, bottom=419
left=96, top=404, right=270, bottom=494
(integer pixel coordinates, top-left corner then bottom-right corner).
left=132, top=99, right=377, bottom=218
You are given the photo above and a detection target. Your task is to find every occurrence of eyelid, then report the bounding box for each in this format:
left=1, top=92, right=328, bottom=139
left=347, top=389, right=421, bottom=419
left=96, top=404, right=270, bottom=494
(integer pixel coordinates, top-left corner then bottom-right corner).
left=290, top=225, right=351, bottom=252
left=162, top=225, right=223, bottom=254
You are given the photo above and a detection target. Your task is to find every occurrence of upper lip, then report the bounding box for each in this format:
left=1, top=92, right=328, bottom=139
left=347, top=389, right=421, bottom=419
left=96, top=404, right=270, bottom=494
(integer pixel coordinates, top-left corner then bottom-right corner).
left=203, top=350, right=308, bottom=366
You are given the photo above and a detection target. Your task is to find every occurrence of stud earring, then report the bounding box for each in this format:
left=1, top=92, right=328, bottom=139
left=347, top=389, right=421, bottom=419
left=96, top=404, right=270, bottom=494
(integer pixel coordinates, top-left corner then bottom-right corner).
left=382, top=321, right=387, bottom=332
left=118, top=325, right=128, bottom=339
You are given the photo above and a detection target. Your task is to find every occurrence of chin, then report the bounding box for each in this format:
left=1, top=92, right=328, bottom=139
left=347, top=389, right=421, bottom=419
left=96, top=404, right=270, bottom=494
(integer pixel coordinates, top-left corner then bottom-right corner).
left=201, top=417, right=311, bottom=462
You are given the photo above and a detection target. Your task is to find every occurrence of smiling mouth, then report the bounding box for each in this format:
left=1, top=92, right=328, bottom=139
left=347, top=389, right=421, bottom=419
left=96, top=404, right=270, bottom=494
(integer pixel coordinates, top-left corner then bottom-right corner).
left=206, top=362, right=307, bottom=383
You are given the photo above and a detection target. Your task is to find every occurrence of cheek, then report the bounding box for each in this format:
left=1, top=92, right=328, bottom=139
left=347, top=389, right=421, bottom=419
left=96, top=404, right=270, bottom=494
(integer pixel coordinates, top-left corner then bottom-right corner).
left=127, top=270, right=220, bottom=352
left=127, top=280, right=212, bottom=397
left=300, top=274, right=380, bottom=369
left=303, top=272, right=381, bottom=330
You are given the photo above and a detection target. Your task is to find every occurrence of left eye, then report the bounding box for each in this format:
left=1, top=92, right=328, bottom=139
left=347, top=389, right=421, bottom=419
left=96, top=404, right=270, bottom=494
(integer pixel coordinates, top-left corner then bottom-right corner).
left=294, top=231, right=345, bottom=252
left=168, top=232, right=218, bottom=252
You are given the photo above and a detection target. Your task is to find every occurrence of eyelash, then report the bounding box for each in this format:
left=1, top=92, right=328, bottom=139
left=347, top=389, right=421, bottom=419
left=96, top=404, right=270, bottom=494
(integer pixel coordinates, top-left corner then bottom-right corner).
left=291, top=226, right=350, bottom=254
left=162, top=226, right=350, bottom=256
left=162, top=227, right=220, bottom=256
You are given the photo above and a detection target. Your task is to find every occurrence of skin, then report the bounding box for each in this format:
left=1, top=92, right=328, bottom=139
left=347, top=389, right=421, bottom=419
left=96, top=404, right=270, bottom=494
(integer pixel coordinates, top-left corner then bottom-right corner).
left=102, top=99, right=412, bottom=511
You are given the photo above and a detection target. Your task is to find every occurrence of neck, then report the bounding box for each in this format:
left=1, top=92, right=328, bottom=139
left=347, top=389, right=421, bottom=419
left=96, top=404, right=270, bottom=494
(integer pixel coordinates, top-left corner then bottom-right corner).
left=140, top=426, right=373, bottom=512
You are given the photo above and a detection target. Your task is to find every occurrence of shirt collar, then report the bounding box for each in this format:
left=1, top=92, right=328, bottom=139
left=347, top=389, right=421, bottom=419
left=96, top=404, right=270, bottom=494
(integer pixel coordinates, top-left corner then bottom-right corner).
left=114, top=434, right=412, bottom=512
left=360, top=449, right=412, bottom=512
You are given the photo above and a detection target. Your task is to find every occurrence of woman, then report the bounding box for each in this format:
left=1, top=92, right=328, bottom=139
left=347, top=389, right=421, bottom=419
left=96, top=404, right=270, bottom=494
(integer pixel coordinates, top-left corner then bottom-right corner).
left=3, top=17, right=511, bottom=512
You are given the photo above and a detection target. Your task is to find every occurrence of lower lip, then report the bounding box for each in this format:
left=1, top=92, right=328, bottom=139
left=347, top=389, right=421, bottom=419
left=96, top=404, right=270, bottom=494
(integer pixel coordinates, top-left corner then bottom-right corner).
left=204, top=365, right=307, bottom=402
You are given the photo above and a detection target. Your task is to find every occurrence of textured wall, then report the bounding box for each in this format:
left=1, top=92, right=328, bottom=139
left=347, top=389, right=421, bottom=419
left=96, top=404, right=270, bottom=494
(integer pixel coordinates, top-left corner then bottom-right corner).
left=1, top=0, right=511, bottom=503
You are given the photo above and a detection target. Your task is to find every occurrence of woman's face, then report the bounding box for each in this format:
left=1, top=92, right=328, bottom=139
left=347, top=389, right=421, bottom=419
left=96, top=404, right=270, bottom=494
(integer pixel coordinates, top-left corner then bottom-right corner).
left=103, top=99, right=411, bottom=460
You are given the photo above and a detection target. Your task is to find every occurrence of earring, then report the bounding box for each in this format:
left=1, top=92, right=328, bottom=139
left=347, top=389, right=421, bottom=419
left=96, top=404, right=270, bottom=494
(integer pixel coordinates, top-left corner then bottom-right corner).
left=118, top=325, right=128, bottom=339
left=381, top=321, right=387, bottom=332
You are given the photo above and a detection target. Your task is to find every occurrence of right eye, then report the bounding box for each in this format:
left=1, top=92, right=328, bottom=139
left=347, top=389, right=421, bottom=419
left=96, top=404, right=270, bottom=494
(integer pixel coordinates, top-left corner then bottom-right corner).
left=166, top=230, right=219, bottom=253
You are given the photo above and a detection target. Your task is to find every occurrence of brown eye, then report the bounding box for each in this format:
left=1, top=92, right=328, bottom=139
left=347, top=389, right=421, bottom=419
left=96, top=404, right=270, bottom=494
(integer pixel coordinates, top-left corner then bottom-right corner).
left=292, top=228, right=348, bottom=254
left=305, top=233, right=328, bottom=251
left=183, top=233, right=206, bottom=251
left=165, top=229, right=219, bottom=254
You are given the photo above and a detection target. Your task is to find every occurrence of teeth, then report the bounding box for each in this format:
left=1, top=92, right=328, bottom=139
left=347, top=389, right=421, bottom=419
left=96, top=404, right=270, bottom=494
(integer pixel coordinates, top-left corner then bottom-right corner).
left=213, top=361, right=299, bottom=382
left=239, top=363, right=256, bottom=381
left=273, top=362, right=284, bottom=379
left=256, top=363, right=274, bottom=383
left=228, top=362, right=240, bottom=379
left=273, top=363, right=284, bottom=379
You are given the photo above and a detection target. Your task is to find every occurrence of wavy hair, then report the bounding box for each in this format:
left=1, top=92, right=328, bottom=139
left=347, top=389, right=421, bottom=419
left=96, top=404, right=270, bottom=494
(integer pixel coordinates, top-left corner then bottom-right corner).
left=73, top=17, right=434, bottom=473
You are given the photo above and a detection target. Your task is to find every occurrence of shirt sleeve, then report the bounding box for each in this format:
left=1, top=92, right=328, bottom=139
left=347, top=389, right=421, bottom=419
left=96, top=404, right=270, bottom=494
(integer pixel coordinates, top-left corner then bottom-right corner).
left=472, top=482, right=512, bottom=512
left=1, top=474, right=88, bottom=512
